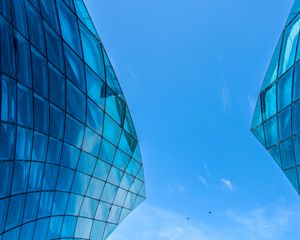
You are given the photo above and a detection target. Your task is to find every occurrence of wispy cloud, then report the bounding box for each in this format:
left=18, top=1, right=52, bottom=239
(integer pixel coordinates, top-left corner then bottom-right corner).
left=226, top=205, right=293, bottom=240
left=127, top=66, right=138, bottom=81
left=168, top=183, right=186, bottom=194
left=203, top=161, right=210, bottom=177
left=220, top=82, right=231, bottom=112
left=109, top=203, right=300, bottom=240
left=247, top=93, right=256, bottom=113
left=197, top=175, right=208, bottom=187
left=220, top=178, right=235, bottom=192
left=109, top=204, right=224, bottom=240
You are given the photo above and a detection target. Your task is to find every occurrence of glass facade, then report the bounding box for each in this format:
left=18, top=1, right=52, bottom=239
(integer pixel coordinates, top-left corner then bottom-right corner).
left=251, top=1, right=300, bottom=194
left=0, top=0, right=145, bottom=239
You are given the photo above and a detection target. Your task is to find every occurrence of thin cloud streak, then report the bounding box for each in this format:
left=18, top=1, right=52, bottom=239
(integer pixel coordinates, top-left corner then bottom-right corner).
left=197, top=175, right=208, bottom=187
left=220, top=178, right=235, bottom=192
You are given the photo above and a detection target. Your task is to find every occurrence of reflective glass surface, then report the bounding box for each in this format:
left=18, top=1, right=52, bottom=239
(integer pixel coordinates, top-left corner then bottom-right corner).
left=0, top=0, right=146, bottom=239
left=251, top=0, right=300, bottom=195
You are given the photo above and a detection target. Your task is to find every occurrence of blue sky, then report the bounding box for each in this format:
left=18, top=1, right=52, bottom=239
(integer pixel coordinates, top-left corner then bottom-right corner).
left=85, top=0, right=300, bottom=239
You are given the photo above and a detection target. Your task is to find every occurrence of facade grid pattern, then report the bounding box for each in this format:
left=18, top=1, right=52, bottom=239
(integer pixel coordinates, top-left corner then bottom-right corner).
left=0, top=0, right=146, bottom=239
left=251, top=0, right=300, bottom=194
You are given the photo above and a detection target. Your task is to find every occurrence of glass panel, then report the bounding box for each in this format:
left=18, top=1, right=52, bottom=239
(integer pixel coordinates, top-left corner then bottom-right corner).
left=77, top=151, right=97, bottom=175
left=40, top=0, right=60, bottom=33
left=38, top=191, right=54, bottom=218
left=66, top=194, right=83, bottom=215
left=107, top=167, right=123, bottom=186
left=94, top=160, right=111, bottom=181
left=46, top=137, right=62, bottom=164
left=71, top=172, right=90, bottom=195
left=67, top=80, right=86, bottom=122
left=28, top=163, right=44, bottom=191
left=12, top=162, right=30, bottom=194
left=261, top=84, right=276, bottom=120
left=278, top=107, right=292, bottom=140
left=49, top=64, right=65, bottom=109
left=294, top=135, right=300, bottom=165
left=23, top=193, right=40, bottom=222
left=80, top=197, right=98, bottom=218
left=57, top=0, right=82, bottom=56
left=15, top=33, right=31, bottom=87
left=86, top=66, right=105, bottom=108
left=6, top=194, right=25, bottom=230
left=52, top=192, right=68, bottom=215
left=126, top=159, right=141, bottom=177
left=0, top=1, right=11, bottom=20
left=0, top=16, right=15, bottom=77
left=87, top=99, right=104, bottom=134
left=293, top=100, right=300, bottom=134
left=44, top=21, right=65, bottom=71
left=42, top=164, right=58, bottom=190
left=86, top=178, right=104, bottom=199
left=50, top=104, right=65, bottom=140
left=33, top=218, right=49, bottom=240
left=293, top=62, right=300, bottom=101
left=26, top=3, right=45, bottom=53
left=75, top=218, right=93, bottom=239
left=284, top=168, right=299, bottom=192
left=114, top=188, right=127, bottom=206
left=279, top=15, right=300, bottom=75
left=90, top=220, right=105, bottom=240
left=65, top=44, right=85, bottom=91
left=34, top=94, right=49, bottom=134
left=113, top=150, right=130, bottom=171
left=103, top=49, right=122, bottom=94
left=56, top=167, right=75, bottom=192
left=103, top=115, right=122, bottom=146
left=64, top=115, right=84, bottom=148
left=1, top=76, right=16, bottom=123
left=82, top=127, right=101, bottom=156
left=108, top=205, right=122, bottom=224
left=95, top=202, right=111, bottom=221
left=118, top=130, right=137, bottom=156
left=61, top=216, right=77, bottom=238
left=0, top=163, right=13, bottom=198
left=48, top=217, right=63, bottom=239
left=264, top=116, right=278, bottom=148
left=79, top=22, right=105, bottom=78
left=61, top=143, right=80, bottom=169
left=281, top=139, right=296, bottom=169
left=16, top=127, right=33, bottom=160
left=0, top=124, right=15, bottom=160
left=12, top=0, right=28, bottom=37
left=20, top=222, right=35, bottom=239
left=277, top=69, right=293, bottom=111
left=252, top=125, right=266, bottom=147
left=17, top=84, right=33, bottom=128
left=32, top=48, right=48, bottom=98
left=101, top=183, right=118, bottom=204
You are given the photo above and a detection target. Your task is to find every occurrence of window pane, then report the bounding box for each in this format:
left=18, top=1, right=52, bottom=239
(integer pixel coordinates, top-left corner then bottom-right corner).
left=32, top=48, right=48, bottom=98
left=1, top=76, right=16, bottom=123
left=57, top=0, right=82, bottom=56
left=279, top=15, right=300, bottom=75
left=49, top=64, right=65, bottom=109
left=278, top=69, right=293, bottom=111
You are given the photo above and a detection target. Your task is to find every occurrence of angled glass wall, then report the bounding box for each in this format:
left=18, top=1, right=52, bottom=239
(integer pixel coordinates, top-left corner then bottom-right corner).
left=0, top=0, right=146, bottom=239
left=251, top=0, right=300, bottom=195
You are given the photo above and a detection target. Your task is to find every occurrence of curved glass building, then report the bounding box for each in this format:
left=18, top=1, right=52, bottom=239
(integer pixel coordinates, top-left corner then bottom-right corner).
left=0, top=0, right=146, bottom=239
left=251, top=1, right=300, bottom=194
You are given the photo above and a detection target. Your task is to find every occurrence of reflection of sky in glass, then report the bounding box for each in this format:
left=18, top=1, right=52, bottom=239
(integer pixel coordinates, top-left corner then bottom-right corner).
left=0, top=0, right=145, bottom=239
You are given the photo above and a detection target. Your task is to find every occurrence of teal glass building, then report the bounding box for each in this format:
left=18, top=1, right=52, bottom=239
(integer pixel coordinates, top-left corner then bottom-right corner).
left=251, top=1, right=300, bottom=194
left=0, top=0, right=146, bottom=239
